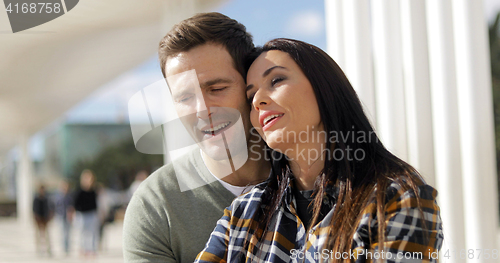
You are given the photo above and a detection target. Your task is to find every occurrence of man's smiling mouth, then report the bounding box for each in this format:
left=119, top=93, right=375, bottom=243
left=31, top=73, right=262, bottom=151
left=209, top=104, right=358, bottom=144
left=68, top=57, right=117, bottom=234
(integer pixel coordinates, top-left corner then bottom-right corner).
left=201, top=121, right=231, bottom=135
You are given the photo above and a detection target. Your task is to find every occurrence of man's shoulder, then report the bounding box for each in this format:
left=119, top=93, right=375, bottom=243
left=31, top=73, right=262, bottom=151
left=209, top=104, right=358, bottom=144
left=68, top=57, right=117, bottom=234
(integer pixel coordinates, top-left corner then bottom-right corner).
left=130, top=150, right=234, bottom=211
left=124, top=150, right=237, bottom=262
left=140, top=162, right=179, bottom=192
left=136, top=150, right=202, bottom=193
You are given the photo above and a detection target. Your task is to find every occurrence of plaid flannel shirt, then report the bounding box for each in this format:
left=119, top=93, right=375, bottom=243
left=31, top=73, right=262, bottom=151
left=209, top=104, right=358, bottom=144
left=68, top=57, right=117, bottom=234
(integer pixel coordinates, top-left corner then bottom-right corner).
left=195, top=177, right=443, bottom=262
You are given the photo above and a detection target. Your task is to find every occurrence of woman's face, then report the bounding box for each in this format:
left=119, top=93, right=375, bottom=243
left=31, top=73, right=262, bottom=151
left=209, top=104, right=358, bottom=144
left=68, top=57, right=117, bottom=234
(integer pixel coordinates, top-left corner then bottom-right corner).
left=246, top=50, right=323, bottom=154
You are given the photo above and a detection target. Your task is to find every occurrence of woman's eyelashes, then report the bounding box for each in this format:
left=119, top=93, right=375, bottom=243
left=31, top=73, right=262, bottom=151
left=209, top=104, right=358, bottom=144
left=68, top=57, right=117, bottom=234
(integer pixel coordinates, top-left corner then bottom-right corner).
left=245, top=76, right=286, bottom=105
left=271, top=76, right=286, bottom=86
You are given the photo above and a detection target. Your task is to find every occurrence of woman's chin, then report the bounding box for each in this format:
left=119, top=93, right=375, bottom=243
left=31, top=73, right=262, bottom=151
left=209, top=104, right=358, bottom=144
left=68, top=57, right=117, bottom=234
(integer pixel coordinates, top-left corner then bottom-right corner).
left=265, top=142, right=293, bottom=155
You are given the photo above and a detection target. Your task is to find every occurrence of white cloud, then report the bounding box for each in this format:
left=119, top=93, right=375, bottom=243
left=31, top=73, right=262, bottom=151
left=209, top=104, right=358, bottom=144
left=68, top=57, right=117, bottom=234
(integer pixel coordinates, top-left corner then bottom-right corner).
left=286, top=10, right=324, bottom=38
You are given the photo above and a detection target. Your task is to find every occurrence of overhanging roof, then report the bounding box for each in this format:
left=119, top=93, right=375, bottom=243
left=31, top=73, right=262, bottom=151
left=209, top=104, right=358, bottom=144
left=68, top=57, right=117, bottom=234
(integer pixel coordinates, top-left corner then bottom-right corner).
left=0, top=0, right=223, bottom=156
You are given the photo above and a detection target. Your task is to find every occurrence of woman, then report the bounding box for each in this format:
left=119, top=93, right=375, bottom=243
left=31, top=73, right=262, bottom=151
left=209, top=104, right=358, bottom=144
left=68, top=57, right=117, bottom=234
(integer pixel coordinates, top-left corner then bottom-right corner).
left=196, top=38, right=443, bottom=262
left=33, top=185, right=53, bottom=255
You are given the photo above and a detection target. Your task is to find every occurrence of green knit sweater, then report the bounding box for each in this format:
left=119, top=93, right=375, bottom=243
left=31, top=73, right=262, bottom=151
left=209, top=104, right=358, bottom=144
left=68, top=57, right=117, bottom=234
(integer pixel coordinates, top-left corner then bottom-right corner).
left=123, top=149, right=235, bottom=262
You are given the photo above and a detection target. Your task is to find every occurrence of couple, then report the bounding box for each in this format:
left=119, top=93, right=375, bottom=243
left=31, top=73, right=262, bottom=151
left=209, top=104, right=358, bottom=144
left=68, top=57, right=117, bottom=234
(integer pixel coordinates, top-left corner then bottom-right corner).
left=123, top=12, right=443, bottom=262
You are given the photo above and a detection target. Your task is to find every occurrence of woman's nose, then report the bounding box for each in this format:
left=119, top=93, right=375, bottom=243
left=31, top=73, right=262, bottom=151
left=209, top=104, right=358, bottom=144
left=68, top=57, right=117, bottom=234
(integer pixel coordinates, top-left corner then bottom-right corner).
left=252, top=89, right=270, bottom=111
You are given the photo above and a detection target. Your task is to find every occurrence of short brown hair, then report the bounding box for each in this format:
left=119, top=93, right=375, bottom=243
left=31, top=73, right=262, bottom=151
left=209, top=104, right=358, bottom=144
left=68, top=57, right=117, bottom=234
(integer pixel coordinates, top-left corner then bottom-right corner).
left=158, top=12, right=254, bottom=79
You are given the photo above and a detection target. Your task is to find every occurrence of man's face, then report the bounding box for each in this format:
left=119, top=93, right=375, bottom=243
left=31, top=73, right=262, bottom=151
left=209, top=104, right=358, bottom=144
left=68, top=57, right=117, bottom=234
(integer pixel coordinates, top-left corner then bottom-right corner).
left=165, top=43, right=251, bottom=160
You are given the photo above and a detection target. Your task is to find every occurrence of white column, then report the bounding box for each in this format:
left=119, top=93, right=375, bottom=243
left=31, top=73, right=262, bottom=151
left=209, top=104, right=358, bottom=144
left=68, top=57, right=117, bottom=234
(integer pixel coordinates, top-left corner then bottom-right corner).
left=399, top=0, right=435, bottom=186
left=16, top=135, right=33, bottom=225
left=426, top=0, right=466, bottom=260
left=0, top=155, right=5, bottom=200
left=452, top=0, right=499, bottom=259
left=371, top=0, right=408, bottom=161
left=325, top=0, right=345, bottom=69
left=339, top=0, right=376, bottom=124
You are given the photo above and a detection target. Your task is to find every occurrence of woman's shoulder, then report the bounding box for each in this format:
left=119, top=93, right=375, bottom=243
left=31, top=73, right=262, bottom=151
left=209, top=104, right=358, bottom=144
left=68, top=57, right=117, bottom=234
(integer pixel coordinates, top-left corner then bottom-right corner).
left=384, top=176, right=438, bottom=202
left=380, top=176, right=440, bottom=216
left=227, top=181, right=268, bottom=217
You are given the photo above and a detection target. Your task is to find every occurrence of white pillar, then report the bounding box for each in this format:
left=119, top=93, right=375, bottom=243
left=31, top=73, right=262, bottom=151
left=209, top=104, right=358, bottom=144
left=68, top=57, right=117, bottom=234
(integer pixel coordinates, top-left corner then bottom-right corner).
left=325, top=0, right=499, bottom=257
left=371, top=0, right=408, bottom=160
left=426, top=0, right=466, bottom=260
left=0, top=155, right=5, bottom=200
left=399, top=0, right=436, bottom=186
left=452, top=0, right=499, bottom=259
left=16, top=135, right=33, bottom=225
left=325, top=0, right=345, bottom=69
left=338, top=0, right=376, bottom=124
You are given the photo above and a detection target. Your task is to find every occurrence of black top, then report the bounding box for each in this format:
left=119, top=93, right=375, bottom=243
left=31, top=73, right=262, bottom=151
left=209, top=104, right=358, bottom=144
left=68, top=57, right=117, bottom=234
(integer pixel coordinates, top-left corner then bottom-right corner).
left=73, top=189, right=97, bottom=212
left=33, top=194, right=51, bottom=219
left=293, top=188, right=333, bottom=228
left=294, top=189, right=314, bottom=227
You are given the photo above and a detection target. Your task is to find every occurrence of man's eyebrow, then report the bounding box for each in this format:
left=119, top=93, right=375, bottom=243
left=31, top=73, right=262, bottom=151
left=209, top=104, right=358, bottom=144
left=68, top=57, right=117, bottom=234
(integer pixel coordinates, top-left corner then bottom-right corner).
left=200, top=78, right=233, bottom=89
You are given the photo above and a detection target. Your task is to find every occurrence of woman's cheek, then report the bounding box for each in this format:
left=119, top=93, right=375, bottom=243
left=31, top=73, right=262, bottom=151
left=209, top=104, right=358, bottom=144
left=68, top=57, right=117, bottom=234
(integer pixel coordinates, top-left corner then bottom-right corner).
left=250, top=110, right=259, bottom=129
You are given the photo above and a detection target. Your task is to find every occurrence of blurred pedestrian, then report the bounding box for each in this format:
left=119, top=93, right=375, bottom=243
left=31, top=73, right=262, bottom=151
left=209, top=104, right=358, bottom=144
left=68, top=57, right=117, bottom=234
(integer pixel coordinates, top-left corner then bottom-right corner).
left=96, top=182, right=110, bottom=251
left=127, top=170, right=148, bottom=201
left=73, top=169, right=99, bottom=257
left=54, top=180, right=73, bottom=256
left=33, top=184, right=53, bottom=256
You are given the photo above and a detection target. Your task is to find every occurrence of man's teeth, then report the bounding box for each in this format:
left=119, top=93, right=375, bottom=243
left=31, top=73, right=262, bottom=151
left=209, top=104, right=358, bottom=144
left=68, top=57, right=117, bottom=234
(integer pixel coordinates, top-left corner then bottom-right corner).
left=203, top=122, right=230, bottom=133
left=263, top=114, right=283, bottom=126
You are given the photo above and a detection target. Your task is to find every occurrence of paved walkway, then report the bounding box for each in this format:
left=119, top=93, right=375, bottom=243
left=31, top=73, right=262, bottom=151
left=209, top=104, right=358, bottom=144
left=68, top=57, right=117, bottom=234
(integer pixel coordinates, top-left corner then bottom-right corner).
left=0, top=218, right=124, bottom=263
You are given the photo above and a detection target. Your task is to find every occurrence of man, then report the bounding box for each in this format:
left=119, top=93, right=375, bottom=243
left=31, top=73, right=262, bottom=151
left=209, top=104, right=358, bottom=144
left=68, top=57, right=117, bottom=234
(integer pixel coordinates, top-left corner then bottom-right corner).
left=74, top=169, right=99, bottom=256
left=123, top=12, right=270, bottom=262
left=54, top=180, right=73, bottom=256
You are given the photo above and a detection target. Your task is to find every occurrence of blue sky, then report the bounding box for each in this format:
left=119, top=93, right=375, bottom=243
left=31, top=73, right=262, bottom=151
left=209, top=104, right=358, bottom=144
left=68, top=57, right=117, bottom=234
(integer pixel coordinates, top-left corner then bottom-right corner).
left=218, top=0, right=326, bottom=49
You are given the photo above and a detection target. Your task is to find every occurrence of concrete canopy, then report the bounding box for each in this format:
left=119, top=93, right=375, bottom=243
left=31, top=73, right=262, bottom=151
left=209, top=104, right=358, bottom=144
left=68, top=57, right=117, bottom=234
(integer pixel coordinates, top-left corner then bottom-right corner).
left=0, top=0, right=223, bottom=156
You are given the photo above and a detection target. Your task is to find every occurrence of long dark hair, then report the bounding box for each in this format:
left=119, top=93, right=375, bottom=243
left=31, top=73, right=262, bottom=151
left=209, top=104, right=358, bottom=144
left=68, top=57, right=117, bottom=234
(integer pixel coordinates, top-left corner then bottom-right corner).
left=246, top=38, right=426, bottom=260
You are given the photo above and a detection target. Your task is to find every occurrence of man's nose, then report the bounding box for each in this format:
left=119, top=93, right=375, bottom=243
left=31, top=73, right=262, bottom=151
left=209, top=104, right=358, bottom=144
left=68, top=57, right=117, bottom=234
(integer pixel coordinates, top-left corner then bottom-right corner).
left=195, top=94, right=213, bottom=119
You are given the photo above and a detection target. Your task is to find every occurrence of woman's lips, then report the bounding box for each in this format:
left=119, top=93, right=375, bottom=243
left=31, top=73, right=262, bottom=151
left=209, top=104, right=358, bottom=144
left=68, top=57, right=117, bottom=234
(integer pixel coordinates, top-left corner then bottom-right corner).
left=262, top=114, right=284, bottom=131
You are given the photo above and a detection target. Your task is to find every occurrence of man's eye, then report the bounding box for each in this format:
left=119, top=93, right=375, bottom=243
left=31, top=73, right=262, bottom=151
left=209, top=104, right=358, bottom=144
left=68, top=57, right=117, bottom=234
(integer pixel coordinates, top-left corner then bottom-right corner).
left=176, top=95, right=193, bottom=103
left=211, top=87, right=227, bottom=92
left=271, top=77, right=285, bottom=86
